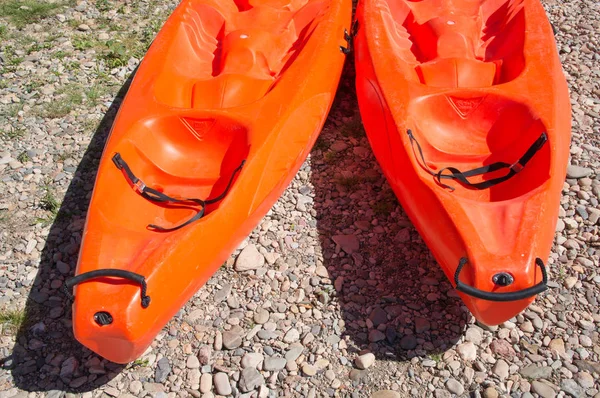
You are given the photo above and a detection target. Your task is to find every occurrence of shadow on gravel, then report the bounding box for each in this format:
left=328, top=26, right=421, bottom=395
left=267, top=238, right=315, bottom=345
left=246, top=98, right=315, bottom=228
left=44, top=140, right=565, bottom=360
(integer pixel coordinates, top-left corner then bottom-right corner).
left=310, top=58, right=468, bottom=367
left=5, top=72, right=137, bottom=393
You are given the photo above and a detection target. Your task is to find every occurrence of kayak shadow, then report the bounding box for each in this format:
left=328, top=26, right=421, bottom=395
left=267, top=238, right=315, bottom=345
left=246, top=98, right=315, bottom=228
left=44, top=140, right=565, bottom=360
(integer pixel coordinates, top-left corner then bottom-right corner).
left=5, top=71, right=138, bottom=393
left=309, top=59, right=468, bottom=366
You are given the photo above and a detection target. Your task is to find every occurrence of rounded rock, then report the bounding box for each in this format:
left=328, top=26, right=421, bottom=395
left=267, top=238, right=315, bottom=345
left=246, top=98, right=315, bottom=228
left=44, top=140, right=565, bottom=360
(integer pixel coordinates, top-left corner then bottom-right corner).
left=355, top=353, right=375, bottom=370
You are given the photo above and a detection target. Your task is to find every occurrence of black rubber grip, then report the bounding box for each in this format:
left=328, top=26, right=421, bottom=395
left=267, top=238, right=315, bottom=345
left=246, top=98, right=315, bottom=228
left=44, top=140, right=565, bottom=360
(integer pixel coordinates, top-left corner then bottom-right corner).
left=454, top=258, right=548, bottom=302
left=63, top=269, right=151, bottom=308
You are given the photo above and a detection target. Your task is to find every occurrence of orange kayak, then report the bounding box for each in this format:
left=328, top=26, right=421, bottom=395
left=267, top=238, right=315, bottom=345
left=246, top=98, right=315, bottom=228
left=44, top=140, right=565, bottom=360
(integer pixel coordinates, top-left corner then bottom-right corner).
left=64, top=0, right=351, bottom=363
left=355, top=0, right=570, bottom=325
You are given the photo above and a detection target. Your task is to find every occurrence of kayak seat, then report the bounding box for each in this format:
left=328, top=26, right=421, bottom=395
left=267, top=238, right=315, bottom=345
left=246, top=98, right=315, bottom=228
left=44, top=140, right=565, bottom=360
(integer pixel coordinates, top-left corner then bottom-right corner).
left=408, top=92, right=550, bottom=201
left=122, top=115, right=249, bottom=205
left=384, top=0, right=526, bottom=87
left=153, top=0, right=324, bottom=109
left=416, top=57, right=501, bottom=87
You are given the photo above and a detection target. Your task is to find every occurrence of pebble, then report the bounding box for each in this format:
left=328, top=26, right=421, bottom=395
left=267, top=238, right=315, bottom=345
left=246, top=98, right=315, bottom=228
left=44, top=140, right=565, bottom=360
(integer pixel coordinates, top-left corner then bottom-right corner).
left=355, top=353, right=375, bottom=370
left=239, top=367, right=265, bottom=392
left=567, top=165, right=593, bottom=179
left=302, top=364, right=317, bottom=376
left=457, top=342, right=477, bottom=361
left=445, top=379, right=464, bottom=395
left=283, top=328, right=300, bottom=343
left=561, top=379, right=583, bottom=398
left=400, top=335, right=418, bottom=350
left=520, top=365, right=552, bottom=379
left=482, top=387, right=499, bottom=398
left=214, top=372, right=232, bottom=396
left=263, top=356, right=286, bottom=371
left=530, top=381, right=556, bottom=398
left=242, top=352, right=264, bottom=369
left=492, top=359, right=509, bottom=380
left=222, top=330, right=243, bottom=349
left=155, top=357, right=171, bottom=383
left=187, top=354, right=200, bottom=369
left=235, top=244, right=265, bottom=271
left=200, top=373, right=212, bottom=393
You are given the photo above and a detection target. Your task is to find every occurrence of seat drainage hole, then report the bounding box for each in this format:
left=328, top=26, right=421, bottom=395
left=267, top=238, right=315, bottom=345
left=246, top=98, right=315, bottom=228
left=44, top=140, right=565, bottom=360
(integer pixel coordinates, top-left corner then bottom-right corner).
left=492, top=273, right=514, bottom=287
left=94, top=311, right=113, bottom=326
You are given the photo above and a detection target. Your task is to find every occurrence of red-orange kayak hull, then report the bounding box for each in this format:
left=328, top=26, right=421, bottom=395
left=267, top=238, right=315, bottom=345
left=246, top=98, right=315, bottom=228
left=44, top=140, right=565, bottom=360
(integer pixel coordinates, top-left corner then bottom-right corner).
left=68, top=0, right=351, bottom=363
left=355, top=0, right=571, bottom=325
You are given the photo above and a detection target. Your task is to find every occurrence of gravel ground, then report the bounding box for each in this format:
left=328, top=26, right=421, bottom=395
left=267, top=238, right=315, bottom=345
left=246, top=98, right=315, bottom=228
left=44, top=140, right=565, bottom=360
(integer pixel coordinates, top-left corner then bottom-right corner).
left=1, top=0, right=599, bottom=397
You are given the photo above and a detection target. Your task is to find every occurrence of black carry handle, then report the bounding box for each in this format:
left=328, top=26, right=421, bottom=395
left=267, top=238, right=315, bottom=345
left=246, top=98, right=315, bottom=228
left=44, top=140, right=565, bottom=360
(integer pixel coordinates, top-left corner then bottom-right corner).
left=454, top=258, right=548, bottom=302
left=63, top=269, right=151, bottom=308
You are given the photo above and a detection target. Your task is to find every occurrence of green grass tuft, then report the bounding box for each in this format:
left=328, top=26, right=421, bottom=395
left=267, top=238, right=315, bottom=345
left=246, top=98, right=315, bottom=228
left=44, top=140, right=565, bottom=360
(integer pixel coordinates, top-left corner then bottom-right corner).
left=0, top=307, right=26, bottom=332
left=0, top=0, right=65, bottom=29
left=40, top=185, right=60, bottom=214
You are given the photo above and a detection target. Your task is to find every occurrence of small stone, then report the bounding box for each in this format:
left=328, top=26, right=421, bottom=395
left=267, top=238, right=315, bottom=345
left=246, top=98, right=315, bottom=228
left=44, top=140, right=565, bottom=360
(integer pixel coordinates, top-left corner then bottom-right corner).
left=254, top=308, right=270, bottom=324
left=187, top=354, right=200, bottom=369
left=198, top=345, right=211, bottom=365
left=214, top=372, right=232, bottom=396
left=492, top=359, right=509, bottom=380
left=457, top=342, right=477, bottom=361
left=77, top=23, right=90, bottom=31
left=574, top=371, right=594, bottom=389
left=445, top=378, right=464, bottom=395
left=531, top=381, right=556, bottom=398
left=520, top=321, right=534, bottom=333
left=235, top=244, right=265, bottom=271
left=214, top=283, right=231, bottom=302
left=285, top=345, right=304, bottom=362
left=332, top=234, right=360, bottom=254
left=349, top=369, right=367, bottom=383
left=155, top=357, right=171, bottom=383
left=490, top=339, right=516, bottom=359
left=222, top=331, right=242, bottom=349
left=483, top=387, right=499, bottom=398
left=214, top=331, right=223, bottom=350
left=355, top=353, right=375, bottom=370
left=302, top=364, right=317, bottom=376
left=369, top=307, right=388, bottom=326
left=465, top=326, right=483, bottom=344
left=200, top=373, right=212, bottom=393
left=239, top=367, right=265, bottom=393
left=567, top=165, right=593, bottom=179
left=564, top=276, right=578, bottom=289
left=369, top=329, right=386, bottom=342
left=315, top=265, right=329, bottom=278
left=561, top=379, right=583, bottom=398
left=400, top=335, right=418, bottom=350
left=242, top=352, right=264, bottom=369
left=548, top=339, right=565, bottom=355
left=60, top=357, right=78, bottom=378
left=129, top=380, right=143, bottom=394
left=519, top=365, right=552, bottom=379
left=283, top=328, right=300, bottom=343
left=263, top=356, right=286, bottom=371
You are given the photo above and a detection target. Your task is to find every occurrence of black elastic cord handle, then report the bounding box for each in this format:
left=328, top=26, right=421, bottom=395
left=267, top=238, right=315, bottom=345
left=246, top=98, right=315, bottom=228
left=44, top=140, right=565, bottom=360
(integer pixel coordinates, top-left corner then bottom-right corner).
left=454, top=258, right=548, bottom=302
left=63, top=269, right=151, bottom=308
